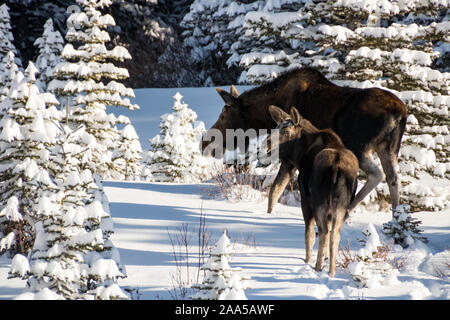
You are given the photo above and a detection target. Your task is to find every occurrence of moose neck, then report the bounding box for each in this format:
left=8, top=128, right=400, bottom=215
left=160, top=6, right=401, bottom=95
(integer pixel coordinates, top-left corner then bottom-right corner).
left=239, top=90, right=289, bottom=130
left=279, top=123, right=321, bottom=169
left=299, top=119, right=320, bottom=135
left=278, top=137, right=305, bottom=169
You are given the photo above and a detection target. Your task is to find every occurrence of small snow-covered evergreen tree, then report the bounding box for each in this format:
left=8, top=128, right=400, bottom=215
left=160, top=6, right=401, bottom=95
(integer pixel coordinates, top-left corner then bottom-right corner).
left=51, top=125, right=126, bottom=299
left=142, top=92, right=207, bottom=183
left=7, top=116, right=127, bottom=299
left=0, top=63, right=60, bottom=255
left=112, top=124, right=142, bottom=181
left=0, top=4, right=20, bottom=67
left=382, top=204, right=428, bottom=248
left=191, top=230, right=250, bottom=300
left=10, top=127, right=127, bottom=299
left=49, top=0, right=141, bottom=179
left=33, top=18, right=64, bottom=92
left=0, top=4, right=21, bottom=102
left=0, top=51, right=19, bottom=102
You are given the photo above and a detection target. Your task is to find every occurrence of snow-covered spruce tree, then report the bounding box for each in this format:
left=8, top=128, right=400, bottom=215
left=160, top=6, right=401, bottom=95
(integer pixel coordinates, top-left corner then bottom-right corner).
left=0, top=3, right=21, bottom=102
left=382, top=204, right=428, bottom=248
left=142, top=92, right=207, bottom=183
left=0, top=51, right=19, bottom=102
left=239, top=0, right=449, bottom=84
left=8, top=125, right=126, bottom=300
left=335, top=1, right=450, bottom=211
left=49, top=0, right=140, bottom=179
left=52, top=126, right=127, bottom=298
left=346, top=223, right=406, bottom=287
left=33, top=18, right=64, bottom=92
left=191, top=230, right=250, bottom=300
left=237, top=1, right=324, bottom=84
left=228, top=0, right=309, bottom=83
left=238, top=0, right=450, bottom=211
left=181, top=0, right=265, bottom=85
left=0, top=3, right=21, bottom=67
left=0, top=63, right=60, bottom=256
left=111, top=124, right=142, bottom=181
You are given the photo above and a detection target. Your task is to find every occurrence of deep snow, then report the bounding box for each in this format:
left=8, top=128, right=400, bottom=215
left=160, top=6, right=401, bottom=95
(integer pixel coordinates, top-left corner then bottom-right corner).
left=105, top=181, right=450, bottom=300
left=3, top=181, right=448, bottom=300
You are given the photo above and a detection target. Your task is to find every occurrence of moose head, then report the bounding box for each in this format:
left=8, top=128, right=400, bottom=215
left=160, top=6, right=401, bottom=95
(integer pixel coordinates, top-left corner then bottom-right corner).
left=267, top=105, right=306, bottom=154
left=200, top=85, right=248, bottom=157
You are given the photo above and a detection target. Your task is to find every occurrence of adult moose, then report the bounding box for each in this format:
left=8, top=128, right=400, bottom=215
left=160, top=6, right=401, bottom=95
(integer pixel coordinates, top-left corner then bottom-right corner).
left=201, top=67, right=408, bottom=215
left=268, top=105, right=359, bottom=277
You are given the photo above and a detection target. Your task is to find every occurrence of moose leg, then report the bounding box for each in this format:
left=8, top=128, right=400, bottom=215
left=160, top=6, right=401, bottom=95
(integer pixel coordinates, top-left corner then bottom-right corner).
left=315, top=230, right=331, bottom=273
left=377, top=146, right=400, bottom=213
left=329, top=209, right=346, bottom=277
left=348, top=153, right=383, bottom=212
left=301, top=190, right=315, bottom=263
left=315, top=232, right=325, bottom=272
left=304, top=216, right=315, bottom=264
left=314, top=208, right=331, bottom=272
left=267, top=161, right=296, bottom=213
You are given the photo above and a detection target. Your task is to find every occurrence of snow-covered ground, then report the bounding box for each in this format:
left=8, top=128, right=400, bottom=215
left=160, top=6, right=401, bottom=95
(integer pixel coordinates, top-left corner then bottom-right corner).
left=106, top=181, right=450, bottom=300
left=3, top=180, right=447, bottom=300
left=0, top=87, right=448, bottom=300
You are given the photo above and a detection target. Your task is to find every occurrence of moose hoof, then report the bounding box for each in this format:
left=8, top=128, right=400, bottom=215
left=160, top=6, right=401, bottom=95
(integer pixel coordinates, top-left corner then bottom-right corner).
left=314, top=263, right=323, bottom=272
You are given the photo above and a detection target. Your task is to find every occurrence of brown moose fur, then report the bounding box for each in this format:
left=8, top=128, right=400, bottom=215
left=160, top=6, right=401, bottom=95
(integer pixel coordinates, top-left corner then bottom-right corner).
left=269, top=105, right=359, bottom=277
left=202, top=67, right=407, bottom=214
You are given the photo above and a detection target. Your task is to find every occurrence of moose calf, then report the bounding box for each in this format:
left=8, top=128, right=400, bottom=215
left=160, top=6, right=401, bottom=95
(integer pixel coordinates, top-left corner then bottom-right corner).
left=268, top=105, right=359, bottom=277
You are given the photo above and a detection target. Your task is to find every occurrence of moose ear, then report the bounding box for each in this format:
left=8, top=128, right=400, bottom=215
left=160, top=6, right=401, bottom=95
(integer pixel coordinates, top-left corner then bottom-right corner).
left=230, top=85, right=240, bottom=98
left=290, top=107, right=302, bottom=126
left=268, top=105, right=290, bottom=125
left=216, top=87, right=236, bottom=106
